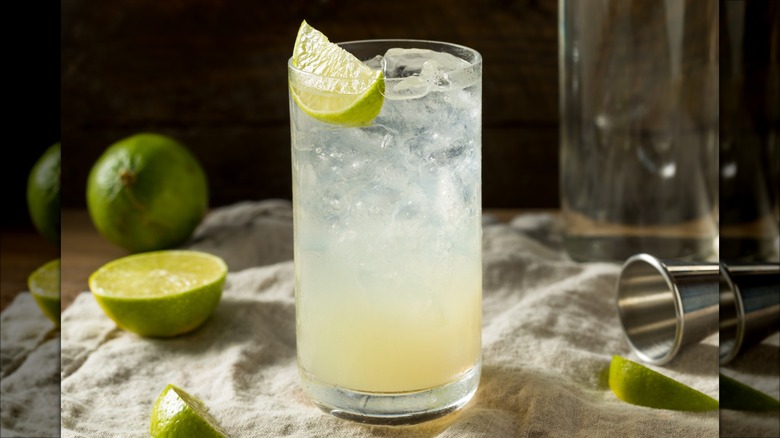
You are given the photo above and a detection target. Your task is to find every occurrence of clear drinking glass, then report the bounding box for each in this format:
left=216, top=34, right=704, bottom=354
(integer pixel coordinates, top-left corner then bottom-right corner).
left=288, top=40, right=482, bottom=424
left=719, top=0, right=780, bottom=262
left=559, top=0, right=719, bottom=262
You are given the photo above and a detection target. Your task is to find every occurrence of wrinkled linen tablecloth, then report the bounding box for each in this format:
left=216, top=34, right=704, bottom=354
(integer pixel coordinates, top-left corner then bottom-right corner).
left=2, top=200, right=778, bottom=437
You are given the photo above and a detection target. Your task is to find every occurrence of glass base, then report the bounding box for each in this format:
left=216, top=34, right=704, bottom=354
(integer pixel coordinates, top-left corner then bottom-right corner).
left=299, top=362, right=481, bottom=425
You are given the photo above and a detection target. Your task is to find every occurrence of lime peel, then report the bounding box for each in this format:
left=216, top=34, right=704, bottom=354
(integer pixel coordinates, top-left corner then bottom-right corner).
left=609, top=355, right=718, bottom=411
left=720, top=373, right=780, bottom=411
left=89, top=250, right=227, bottom=338
left=289, top=20, right=384, bottom=126
left=150, top=384, right=228, bottom=438
left=87, top=133, right=208, bottom=253
left=28, top=258, right=61, bottom=326
left=27, top=143, right=61, bottom=245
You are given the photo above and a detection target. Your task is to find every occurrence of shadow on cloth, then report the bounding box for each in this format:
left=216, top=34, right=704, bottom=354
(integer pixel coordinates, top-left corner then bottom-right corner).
left=143, top=298, right=296, bottom=363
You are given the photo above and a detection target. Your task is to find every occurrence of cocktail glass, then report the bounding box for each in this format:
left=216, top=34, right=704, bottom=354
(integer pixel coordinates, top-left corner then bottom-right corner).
left=289, top=39, right=482, bottom=424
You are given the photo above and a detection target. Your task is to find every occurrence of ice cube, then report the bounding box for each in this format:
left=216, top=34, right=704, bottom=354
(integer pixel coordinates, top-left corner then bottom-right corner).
left=363, top=55, right=383, bottom=70
left=382, top=48, right=473, bottom=99
left=383, top=48, right=470, bottom=78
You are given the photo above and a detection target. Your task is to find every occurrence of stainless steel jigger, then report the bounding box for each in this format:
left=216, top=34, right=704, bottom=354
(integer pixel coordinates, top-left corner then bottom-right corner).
left=615, top=254, right=720, bottom=365
left=719, top=262, right=780, bottom=364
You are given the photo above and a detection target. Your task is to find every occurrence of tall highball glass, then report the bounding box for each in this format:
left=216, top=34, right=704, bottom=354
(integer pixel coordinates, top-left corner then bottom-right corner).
left=288, top=40, right=482, bottom=424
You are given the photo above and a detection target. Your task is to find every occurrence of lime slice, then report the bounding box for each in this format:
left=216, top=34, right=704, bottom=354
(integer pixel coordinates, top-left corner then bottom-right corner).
left=150, top=384, right=228, bottom=438
left=89, top=250, right=227, bottom=337
left=27, top=258, right=60, bottom=327
left=289, top=20, right=384, bottom=126
left=609, top=355, right=719, bottom=411
left=720, top=373, right=780, bottom=411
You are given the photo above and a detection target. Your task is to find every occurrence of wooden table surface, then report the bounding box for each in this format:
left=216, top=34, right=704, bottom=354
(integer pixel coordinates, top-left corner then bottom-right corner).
left=1, top=208, right=526, bottom=313
left=60, top=209, right=129, bottom=309
left=0, top=210, right=128, bottom=312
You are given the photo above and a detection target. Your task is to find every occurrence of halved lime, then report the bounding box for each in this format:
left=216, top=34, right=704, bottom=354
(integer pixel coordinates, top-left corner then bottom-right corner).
left=27, top=258, right=60, bottom=326
left=609, top=355, right=718, bottom=411
left=289, top=20, right=384, bottom=126
left=150, top=384, right=228, bottom=438
left=89, top=250, right=227, bottom=337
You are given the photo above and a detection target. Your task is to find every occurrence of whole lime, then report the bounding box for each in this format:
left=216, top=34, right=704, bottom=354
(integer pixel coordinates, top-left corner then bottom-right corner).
left=27, top=143, right=60, bottom=245
left=87, top=133, right=208, bottom=253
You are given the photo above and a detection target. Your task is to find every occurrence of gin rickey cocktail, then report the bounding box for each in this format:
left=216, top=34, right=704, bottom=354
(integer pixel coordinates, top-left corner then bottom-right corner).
left=288, top=21, right=482, bottom=424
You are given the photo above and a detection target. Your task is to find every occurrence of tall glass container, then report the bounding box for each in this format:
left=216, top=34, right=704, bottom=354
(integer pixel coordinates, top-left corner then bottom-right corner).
left=289, top=40, right=482, bottom=424
left=719, top=1, right=780, bottom=262
left=559, top=0, right=719, bottom=262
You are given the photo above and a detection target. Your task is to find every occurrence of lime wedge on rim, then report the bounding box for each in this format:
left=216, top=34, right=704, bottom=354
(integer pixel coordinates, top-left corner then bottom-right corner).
left=28, top=258, right=61, bottom=327
left=150, top=383, right=228, bottom=438
left=609, top=355, right=719, bottom=411
left=89, top=250, right=227, bottom=338
left=289, top=20, right=384, bottom=126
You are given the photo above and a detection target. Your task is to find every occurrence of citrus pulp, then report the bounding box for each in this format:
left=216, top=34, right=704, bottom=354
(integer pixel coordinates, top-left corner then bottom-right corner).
left=289, top=20, right=384, bottom=126
left=89, top=250, right=227, bottom=337
left=28, top=258, right=60, bottom=326
left=150, top=383, right=227, bottom=438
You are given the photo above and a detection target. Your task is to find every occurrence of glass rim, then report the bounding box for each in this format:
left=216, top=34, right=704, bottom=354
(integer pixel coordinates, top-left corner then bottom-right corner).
left=287, top=38, right=482, bottom=81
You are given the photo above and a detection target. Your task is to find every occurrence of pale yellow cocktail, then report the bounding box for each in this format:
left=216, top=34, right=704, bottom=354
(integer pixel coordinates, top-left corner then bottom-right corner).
left=289, top=27, right=482, bottom=423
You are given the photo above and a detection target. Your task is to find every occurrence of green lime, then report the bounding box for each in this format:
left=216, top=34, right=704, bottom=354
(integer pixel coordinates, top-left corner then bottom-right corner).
left=289, top=20, right=384, bottom=126
left=609, top=355, right=718, bottom=411
left=27, top=259, right=60, bottom=327
left=87, top=133, right=208, bottom=253
left=27, top=143, right=60, bottom=245
left=89, top=250, right=227, bottom=337
left=720, top=373, right=780, bottom=411
left=150, top=384, right=228, bottom=438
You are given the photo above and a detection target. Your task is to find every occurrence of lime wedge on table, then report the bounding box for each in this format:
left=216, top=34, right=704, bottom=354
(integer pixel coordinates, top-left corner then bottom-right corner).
left=27, top=258, right=61, bottom=326
left=150, top=384, right=228, bottom=438
left=89, top=250, right=227, bottom=338
left=720, top=373, right=780, bottom=411
left=609, top=355, right=719, bottom=411
left=290, top=20, right=384, bottom=126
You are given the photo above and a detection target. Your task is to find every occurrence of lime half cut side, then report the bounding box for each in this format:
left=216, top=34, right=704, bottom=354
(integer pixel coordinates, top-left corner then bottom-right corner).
left=28, top=258, right=61, bottom=326
left=89, top=250, right=227, bottom=337
left=289, top=20, right=384, bottom=126
left=609, top=355, right=718, bottom=411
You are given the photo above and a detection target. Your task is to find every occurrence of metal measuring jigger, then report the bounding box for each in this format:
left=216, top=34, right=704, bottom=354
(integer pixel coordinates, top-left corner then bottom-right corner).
left=719, top=262, right=780, bottom=364
left=615, top=254, right=720, bottom=365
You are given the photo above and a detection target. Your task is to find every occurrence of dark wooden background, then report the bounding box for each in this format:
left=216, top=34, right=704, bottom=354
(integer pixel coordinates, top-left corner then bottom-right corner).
left=58, top=0, right=561, bottom=212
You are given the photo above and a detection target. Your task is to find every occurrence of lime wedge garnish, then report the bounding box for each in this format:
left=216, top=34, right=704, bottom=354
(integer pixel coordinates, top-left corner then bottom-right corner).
left=89, top=250, right=227, bottom=337
left=28, top=258, right=60, bottom=327
left=720, top=373, right=780, bottom=411
left=289, top=20, right=384, bottom=126
left=609, top=355, right=718, bottom=411
left=150, top=384, right=228, bottom=438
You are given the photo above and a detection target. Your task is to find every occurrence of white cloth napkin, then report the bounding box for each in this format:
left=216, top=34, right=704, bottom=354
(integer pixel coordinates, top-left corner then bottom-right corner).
left=4, top=200, right=777, bottom=436
left=1, top=294, right=60, bottom=437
